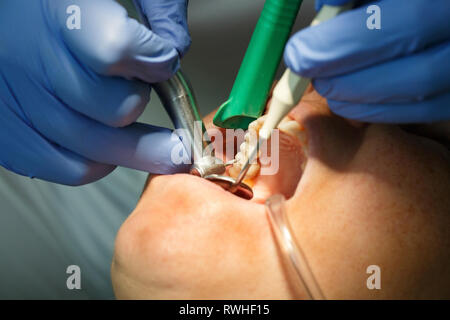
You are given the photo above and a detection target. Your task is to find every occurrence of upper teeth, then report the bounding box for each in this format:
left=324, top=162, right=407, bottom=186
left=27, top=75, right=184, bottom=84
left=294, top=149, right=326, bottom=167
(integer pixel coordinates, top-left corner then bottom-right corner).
left=228, top=115, right=307, bottom=181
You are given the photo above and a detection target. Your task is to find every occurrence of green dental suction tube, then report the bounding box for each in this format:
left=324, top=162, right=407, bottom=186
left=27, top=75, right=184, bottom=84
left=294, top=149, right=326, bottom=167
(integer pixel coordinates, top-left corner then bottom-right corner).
left=213, top=0, right=304, bottom=129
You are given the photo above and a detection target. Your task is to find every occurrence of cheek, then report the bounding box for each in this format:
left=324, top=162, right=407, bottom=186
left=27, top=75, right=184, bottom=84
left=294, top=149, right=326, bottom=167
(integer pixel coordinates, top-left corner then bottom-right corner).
left=286, top=125, right=450, bottom=299
left=285, top=173, right=396, bottom=298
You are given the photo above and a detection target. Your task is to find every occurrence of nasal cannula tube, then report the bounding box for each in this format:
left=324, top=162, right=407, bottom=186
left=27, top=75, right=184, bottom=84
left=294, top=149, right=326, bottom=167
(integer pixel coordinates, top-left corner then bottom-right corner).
left=265, top=194, right=325, bottom=300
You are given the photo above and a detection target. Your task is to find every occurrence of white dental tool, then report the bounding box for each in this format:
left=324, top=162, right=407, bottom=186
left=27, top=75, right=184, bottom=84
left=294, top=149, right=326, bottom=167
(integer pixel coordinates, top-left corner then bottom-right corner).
left=231, top=4, right=354, bottom=190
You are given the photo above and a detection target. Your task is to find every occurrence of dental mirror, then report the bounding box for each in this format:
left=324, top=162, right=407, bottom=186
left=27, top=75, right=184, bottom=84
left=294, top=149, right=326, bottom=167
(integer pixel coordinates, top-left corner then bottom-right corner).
left=204, top=174, right=253, bottom=200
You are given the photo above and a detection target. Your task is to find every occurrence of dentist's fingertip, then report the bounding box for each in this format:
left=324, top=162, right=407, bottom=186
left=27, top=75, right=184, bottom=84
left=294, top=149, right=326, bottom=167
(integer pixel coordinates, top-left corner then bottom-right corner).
left=176, top=31, right=191, bottom=57
left=312, top=78, right=332, bottom=98
left=136, top=0, right=191, bottom=57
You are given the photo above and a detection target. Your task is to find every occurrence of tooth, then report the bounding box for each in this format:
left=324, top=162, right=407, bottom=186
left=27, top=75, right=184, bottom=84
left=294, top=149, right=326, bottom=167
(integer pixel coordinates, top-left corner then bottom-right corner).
left=279, top=117, right=290, bottom=125
left=228, top=152, right=242, bottom=177
left=229, top=149, right=260, bottom=181
left=239, top=140, right=248, bottom=155
left=248, top=115, right=266, bottom=132
left=229, top=161, right=260, bottom=181
left=235, top=151, right=244, bottom=164
left=244, top=131, right=250, bottom=143
left=248, top=121, right=258, bottom=132
left=244, top=130, right=254, bottom=142
left=246, top=162, right=260, bottom=178
left=245, top=127, right=258, bottom=148
left=228, top=163, right=241, bottom=178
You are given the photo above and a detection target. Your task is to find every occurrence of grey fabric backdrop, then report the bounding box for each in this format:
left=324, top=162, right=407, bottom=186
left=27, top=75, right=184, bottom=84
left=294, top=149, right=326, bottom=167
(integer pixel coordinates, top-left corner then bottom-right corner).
left=0, top=0, right=315, bottom=299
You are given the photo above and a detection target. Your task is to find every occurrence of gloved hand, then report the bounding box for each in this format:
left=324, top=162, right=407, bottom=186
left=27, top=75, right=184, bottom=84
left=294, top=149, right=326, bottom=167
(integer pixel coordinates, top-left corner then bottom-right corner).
left=285, top=0, right=450, bottom=123
left=0, top=0, right=191, bottom=186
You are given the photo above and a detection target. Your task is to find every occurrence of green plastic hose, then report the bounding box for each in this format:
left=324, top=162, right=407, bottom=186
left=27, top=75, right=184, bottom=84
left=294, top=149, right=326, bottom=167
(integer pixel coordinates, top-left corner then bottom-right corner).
left=213, top=0, right=304, bottom=129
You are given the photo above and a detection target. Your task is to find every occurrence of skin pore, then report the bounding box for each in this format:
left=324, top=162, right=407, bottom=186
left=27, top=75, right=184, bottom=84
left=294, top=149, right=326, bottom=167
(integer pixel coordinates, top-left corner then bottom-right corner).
left=111, top=87, right=450, bottom=299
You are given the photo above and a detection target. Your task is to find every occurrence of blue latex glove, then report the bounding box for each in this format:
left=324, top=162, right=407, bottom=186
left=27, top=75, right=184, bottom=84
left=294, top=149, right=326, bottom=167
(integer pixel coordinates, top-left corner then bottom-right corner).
left=285, top=0, right=450, bottom=123
left=0, top=0, right=191, bottom=186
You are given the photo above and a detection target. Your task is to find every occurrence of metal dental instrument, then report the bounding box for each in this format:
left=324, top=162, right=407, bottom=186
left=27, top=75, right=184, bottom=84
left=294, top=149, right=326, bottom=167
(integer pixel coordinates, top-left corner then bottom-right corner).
left=127, top=0, right=253, bottom=199
left=231, top=4, right=354, bottom=189
left=205, top=174, right=254, bottom=200
left=153, top=71, right=253, bottom=199
left=153, top=70, right=253, bottom=199
left=152, top=71, right=225, bottom=177
left=128, top=1, right=224, bottom=177
left=266, top=194, right=325, bottom=300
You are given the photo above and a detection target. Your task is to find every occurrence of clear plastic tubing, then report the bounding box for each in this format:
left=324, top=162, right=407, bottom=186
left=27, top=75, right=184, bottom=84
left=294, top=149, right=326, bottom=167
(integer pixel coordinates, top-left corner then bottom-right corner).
left=265, top=194, right=325, bottom=300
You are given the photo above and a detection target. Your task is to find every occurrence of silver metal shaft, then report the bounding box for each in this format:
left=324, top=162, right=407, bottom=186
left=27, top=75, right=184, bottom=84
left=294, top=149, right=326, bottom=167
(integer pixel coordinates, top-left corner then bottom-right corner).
left=229, top=137, right=262, bottom=192
left=153, top=71, right=226, bottom=177
left=127, top=0, right=226, bottom=178
left=152, top=71, right=207, bottom=162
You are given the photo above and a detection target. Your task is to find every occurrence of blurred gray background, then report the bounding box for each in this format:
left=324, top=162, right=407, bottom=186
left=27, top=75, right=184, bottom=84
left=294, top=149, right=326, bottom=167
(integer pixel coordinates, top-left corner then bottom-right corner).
left=0, top=0, right=315, bottom=299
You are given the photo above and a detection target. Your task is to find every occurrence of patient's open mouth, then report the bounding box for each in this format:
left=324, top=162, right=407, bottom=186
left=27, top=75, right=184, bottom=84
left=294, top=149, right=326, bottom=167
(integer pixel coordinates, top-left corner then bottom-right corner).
left=227, top=114, right=309, bottom=201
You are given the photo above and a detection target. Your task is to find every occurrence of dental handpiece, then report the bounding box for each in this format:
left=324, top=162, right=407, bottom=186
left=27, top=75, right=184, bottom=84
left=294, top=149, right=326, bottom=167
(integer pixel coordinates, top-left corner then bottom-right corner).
left=152, top=70, right=253, bottom=200
left=153, top=72, right=254, bottom=200
left=153, top=71, right=226, bottom=177
left=128, top=1, right=226, bottom=177
left=129, top=0, right=253, bottom=198
left=231, top=4, right=354, bottom=189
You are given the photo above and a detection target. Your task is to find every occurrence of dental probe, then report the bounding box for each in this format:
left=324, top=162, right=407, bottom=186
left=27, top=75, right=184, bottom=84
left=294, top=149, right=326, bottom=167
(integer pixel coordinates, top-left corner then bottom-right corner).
left=230, top=4, right=354, bottom=190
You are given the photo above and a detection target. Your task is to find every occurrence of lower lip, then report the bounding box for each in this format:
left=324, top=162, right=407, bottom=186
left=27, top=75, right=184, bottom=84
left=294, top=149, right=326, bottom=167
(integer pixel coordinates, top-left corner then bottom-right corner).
left=194, top=174, right=254, bottom=200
